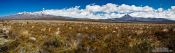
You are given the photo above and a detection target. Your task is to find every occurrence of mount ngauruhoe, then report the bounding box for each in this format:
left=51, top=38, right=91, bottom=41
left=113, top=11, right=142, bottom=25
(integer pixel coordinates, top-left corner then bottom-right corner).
left=0, top=12, right=174, bottom=22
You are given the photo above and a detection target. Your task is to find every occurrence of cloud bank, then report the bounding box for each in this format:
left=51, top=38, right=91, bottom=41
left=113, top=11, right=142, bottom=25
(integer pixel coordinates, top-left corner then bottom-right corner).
left=18, top=3, right=175, bottom=20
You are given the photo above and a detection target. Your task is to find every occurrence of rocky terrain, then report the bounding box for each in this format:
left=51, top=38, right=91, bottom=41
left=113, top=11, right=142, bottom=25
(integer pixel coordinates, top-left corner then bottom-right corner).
left=0, top=20, right=175, bottom=53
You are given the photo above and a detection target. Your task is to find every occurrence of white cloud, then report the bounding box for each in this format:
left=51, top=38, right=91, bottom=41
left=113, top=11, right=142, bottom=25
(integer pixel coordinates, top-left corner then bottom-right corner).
left=18, top=3, right=175, bottom=20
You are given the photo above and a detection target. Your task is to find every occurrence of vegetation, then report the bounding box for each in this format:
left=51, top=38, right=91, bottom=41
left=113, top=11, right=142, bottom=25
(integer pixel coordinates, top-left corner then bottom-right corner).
left=0, top=20, right=175, bottom=53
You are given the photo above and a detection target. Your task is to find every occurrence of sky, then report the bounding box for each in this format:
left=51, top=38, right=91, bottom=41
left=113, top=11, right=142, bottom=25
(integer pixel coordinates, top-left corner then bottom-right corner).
left=1, top=0, right=175, bottom=19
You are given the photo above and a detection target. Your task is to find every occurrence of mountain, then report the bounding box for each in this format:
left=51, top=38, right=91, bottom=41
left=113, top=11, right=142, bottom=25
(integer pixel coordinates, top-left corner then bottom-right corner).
left=0, top=13, right=174, bottom=23
left=0, top=12, right=103, bottom=22
left=110, top=14, right=175, bottom=22
left=0, top=12, right=72, bottom=20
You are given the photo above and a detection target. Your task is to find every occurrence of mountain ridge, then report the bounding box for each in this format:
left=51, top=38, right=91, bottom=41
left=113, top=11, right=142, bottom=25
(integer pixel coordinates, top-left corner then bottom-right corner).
left=110, top=14, right=175, bottom=22
left=0, top=13, right=175, bottom=23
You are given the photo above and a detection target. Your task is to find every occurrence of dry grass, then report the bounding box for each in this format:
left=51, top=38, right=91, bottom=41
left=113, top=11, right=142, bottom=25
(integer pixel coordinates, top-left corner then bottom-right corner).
left=0, top=20, right=175, bottom=53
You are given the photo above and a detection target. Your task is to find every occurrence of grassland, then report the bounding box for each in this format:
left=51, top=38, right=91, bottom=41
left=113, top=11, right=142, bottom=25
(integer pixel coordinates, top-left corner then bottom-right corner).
left=0, top=20, right=175, bottom=53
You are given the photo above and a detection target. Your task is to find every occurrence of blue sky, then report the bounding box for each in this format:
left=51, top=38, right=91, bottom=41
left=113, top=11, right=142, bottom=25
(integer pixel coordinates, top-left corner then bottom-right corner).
left=0, top=0, right=175, bottom=16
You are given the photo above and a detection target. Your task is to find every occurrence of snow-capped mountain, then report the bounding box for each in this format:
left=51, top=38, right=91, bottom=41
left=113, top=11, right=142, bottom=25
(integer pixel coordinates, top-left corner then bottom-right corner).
left=0, top=12, right=71, bottom=20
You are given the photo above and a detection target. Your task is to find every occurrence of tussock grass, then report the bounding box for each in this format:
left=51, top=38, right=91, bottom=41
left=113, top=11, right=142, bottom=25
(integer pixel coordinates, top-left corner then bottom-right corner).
left=0, top=20, right=175, bottom=53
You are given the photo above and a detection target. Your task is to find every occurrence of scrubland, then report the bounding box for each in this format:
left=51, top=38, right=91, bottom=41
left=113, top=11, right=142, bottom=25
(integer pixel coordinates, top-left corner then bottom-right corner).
left=0, top=20, right=175, bottom=53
